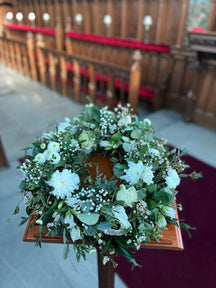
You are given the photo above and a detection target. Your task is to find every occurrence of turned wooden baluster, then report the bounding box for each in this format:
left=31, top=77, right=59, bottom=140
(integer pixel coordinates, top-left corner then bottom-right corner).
left=48, top=51, right=57, bottom=91
left=128, top=50, right=142, bottom=112
left=73, top=59, right=81, bottom=102
left=55, top=16, right=64, bottom=51
left=2, top=39, right=9, bottom=66
left=60, top=54, right=68, bottom=97
left=9, top=41, right=17, bottom=71
left=15, top=43, right=23, bottom=75
left=22, top=44, right=31, bottom=78
left=6, top=41, right=11, bottom=68
left=36, top=33, right=47, bottom=86
left=0, top=39, right=2, bottom=63
left=65, top=16, right=73, bottom=54
left=27, top=32, right=38, bottom=82
left=3, top=40, right=7, bottom=67
left=88, top=63, right=96, bottom=103
left=47, top=0, right=56, bottom=29
left=107, top=70, right=114, bottom=110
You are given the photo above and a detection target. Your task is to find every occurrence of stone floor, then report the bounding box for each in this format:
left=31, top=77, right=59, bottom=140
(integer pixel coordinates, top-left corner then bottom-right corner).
left=0, top=65, right=216, bottom=288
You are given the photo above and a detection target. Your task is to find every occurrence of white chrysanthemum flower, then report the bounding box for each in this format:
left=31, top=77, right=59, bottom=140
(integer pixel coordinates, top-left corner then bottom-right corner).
left=50, top=152, right=61, bottom=164
left=48, top=141, right=60, bottom=152
left=120, top=161, right=144, bottom=185
left=165, top=168, right=180, bottom=189
left=47, top=169, right=80, bottom=199
left=162, top=206, right=176, bottom=219
left=43, top=149, right=53, bottom=160
left=34, top=153, right=46, bottom=164
left=142, top=165, right=154, bottom=185
left=116, top=184, right=138, bottom=207
left=40, top=143, right=46, bottom=150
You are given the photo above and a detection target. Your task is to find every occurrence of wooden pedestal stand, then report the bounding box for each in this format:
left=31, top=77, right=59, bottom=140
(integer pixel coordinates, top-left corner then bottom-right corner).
left=23, top=155, right=183, bottom=288
left=23, top=210, right=183, bottom=288
left=0, top=136, right=9, bottom=169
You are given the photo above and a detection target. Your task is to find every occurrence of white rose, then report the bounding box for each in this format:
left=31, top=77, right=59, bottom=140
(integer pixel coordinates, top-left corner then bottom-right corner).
left=116, top=184, right=138, bottom=207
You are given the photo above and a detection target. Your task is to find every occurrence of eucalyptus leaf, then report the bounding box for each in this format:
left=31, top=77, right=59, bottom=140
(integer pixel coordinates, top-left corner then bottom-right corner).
left=76, top=213, right=100, bottom=225
left=122, top=143, right=131, bottom=152
left=86, top=226, right=97, bottom=236
left=96, top=221, right=112, bottom=231
left=131, top=129, right=142, bottom=139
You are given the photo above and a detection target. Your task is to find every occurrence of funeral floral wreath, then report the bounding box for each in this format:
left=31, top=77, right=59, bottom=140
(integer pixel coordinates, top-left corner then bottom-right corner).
left=15, top=104, right=201, bottom=267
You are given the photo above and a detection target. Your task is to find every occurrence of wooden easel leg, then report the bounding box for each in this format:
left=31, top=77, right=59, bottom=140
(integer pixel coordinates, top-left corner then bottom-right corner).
left=97, top=250, right=115, bottom=288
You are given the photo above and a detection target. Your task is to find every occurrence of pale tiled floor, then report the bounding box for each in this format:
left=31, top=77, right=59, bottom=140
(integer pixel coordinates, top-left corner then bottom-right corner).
left=0, top=65, right=215, bottom=288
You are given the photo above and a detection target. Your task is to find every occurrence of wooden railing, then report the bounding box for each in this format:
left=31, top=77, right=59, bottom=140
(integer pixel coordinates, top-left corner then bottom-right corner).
left=0, top=33, right=145, bottom=112
left=36, top=41, right=143, bottom=112
left=0, top=36, right=30, bottom=77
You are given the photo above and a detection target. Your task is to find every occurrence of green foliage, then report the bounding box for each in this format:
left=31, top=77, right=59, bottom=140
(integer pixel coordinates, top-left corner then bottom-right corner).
left=153, top=190, right=175, bottom=205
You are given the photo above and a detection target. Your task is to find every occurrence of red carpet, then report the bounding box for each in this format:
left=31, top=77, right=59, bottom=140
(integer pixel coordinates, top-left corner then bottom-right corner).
left=116, top=154, right=216, bottom=288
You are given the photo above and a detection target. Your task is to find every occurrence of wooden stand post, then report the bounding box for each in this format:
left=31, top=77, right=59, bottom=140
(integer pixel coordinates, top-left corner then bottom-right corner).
left=97, top=249, right=115, bottom=288
left=0, top=136, right=9, bottom=169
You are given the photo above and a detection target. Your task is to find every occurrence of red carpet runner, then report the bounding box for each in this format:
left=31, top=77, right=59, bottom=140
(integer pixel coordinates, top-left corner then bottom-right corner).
left=116, top=154, right=216, bottom=288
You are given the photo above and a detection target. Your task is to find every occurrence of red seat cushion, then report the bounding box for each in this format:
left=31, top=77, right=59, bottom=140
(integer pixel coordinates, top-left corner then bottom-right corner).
left=138, top=86, right=155, bottom=101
